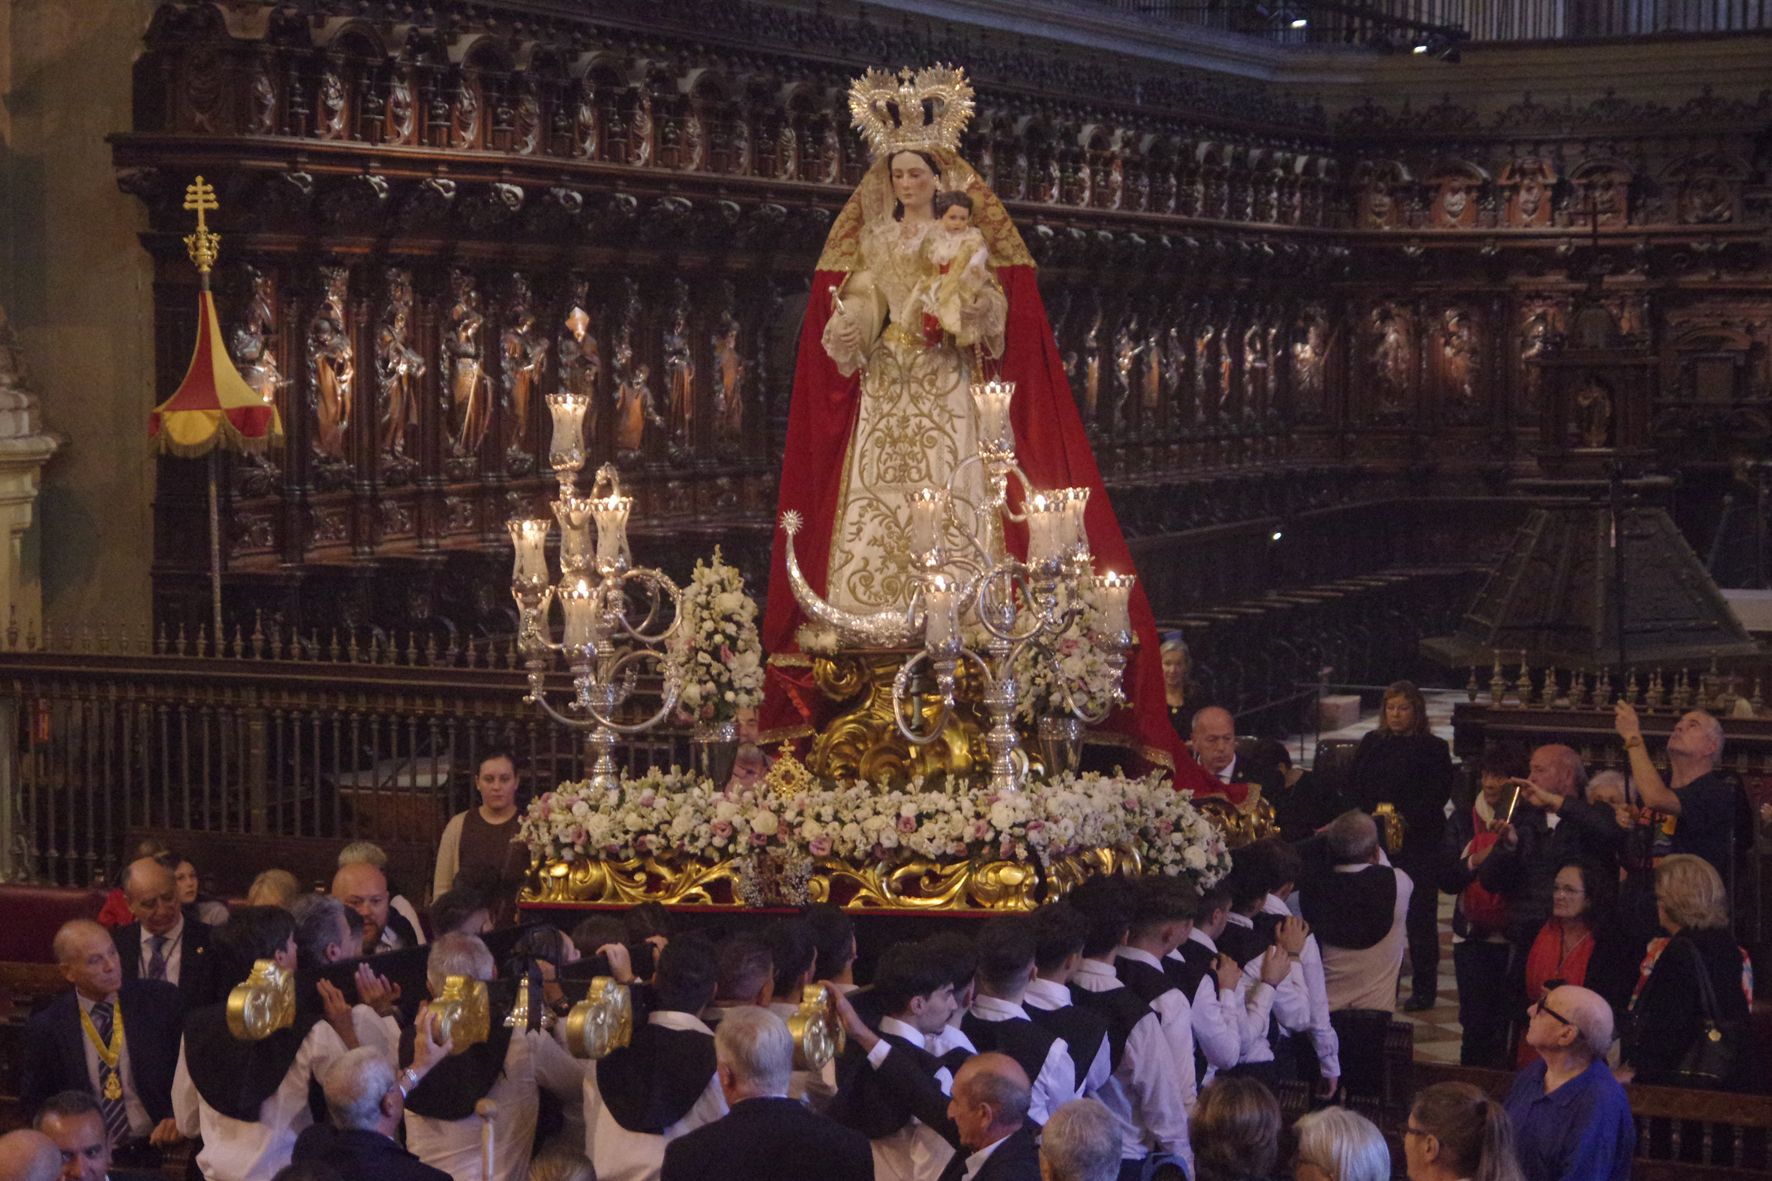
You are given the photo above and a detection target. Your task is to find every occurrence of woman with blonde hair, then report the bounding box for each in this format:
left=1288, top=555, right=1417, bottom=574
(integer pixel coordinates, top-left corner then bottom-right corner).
left=1291, top=1107, right=1389, bottom=1181
left=246, top=867, right=300, bottom=909
left=1347, top=679, right=1452, bottom=1010
left=1403, top=1082, right=1523, bottom=1181
left=1620, top=853, right=1752, bottom=1088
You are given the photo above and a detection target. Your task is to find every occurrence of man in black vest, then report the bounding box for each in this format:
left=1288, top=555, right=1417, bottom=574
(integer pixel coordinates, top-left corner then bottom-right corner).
left=112, top=857, right=214, bottom=1010
left=1064, top=877, right=1191, bottom=1181
left=22, top=921, right=185, bottom=1167
left=662, top=1006, right=873, bottom=1181
left=1215, top=843, right=1310, bottom=1085
left=1113, top=877, right=1201, bottom=1112
left=584, top=934, right=728, bottom=1181
left=962, top=918, right=1074, bottom=1126
left=1024, top=904, right=1111, bottom=1100
left=1164, top=880, right=1270, bottom=1082
left=827, top=941, right=968, bottom=1181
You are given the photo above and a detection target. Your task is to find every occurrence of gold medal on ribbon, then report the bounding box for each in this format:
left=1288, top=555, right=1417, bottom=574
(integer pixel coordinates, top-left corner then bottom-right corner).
left=103, top=1073, right=122, bottom=1100
left=79, top=1003, right=126, bottom=1101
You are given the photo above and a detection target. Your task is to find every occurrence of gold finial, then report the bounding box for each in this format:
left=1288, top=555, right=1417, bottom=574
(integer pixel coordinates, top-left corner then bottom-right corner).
left=183, top=176, right=221, bottom=276
left=847, top=64, right=975, bottom=159
left=763, top=749, right=815, bottom=802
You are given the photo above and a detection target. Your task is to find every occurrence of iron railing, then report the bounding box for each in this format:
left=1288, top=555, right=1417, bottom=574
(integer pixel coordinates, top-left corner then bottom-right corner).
left=1091, top=0, right=1772, bottom=42
left=0, top=627, right=688, bottom=887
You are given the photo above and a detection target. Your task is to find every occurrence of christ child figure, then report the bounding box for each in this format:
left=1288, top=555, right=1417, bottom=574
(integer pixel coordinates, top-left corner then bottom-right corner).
left=916, top=190, right=994, bottom=349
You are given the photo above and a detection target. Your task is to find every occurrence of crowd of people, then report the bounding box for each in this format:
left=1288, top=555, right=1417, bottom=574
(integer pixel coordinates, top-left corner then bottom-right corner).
left=1, top=691, right=1761, bottom=1181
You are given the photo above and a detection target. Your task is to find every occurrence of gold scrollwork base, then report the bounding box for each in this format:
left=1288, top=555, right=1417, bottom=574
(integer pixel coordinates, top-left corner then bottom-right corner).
left=524, top=845, right=1144, bottom=912
left=809, top=649, right=988, bottom=787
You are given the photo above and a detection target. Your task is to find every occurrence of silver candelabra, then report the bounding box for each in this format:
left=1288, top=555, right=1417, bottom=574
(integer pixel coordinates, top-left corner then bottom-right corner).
left=509, top=391, right=685, bottom=792
left=782, top=378, right=1134, bottom=791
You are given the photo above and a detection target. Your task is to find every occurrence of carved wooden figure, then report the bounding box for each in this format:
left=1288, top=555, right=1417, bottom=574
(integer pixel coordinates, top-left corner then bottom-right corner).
left=307, top=267, right=354, bottom=464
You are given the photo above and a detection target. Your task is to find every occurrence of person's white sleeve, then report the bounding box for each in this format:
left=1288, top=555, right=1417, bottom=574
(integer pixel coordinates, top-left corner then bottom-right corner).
left=1238, top=982, right=1277, bottom=1060
left=171, top=1043, right=200, bottom=1138
left=1301, top=937, right=1340, bottom=1080
left=349, top=1005, right=400, bottom=1061
left=1124, top=1016, right=1191, bottom=1169
left=1081, top=1037, right=1111, bottom=1096
left=1151, top=991, right=1197, bottom=1108
left=1028, top=1039, right=1075, bottom=1125
left=391, top=895, right=427, bottom=945
left=1270, top=958, right=1311, bottom=1032
left=1190, top=975, right=1240, bottom=1071
left=301, top=1019, right=350, bottom=1084
left=530, top=1030, right=590, bottom=1100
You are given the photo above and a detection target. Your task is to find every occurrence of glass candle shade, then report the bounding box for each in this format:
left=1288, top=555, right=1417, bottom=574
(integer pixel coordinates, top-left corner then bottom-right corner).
left=561, top=579, right=598, bottom=654
left=553, top=496, right=596, bottom=576
left=508, top=518, right=552, bottom=593
left=1060, top=487, right=1091, bottom=561
left=1093, top=571, right=1136, bottom=634
left=909, top=488, right=947, bottom=556
left=971, top=378, right=1015, bottom=451
left=591, top=493, right=632, bottom=567
left=924, top=576, right=957, bottom=652
left=546, top=392, right=590, bottom=473
left=1025, top=494, right=1064, bottom=566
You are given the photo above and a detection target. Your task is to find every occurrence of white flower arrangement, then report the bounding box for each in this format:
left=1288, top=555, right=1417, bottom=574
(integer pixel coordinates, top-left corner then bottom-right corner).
left=673, top=547, right=764, bottom=723
left=1013, top=585, right=1125, bottom=722
left=522, top=767, right=1232, bottom=888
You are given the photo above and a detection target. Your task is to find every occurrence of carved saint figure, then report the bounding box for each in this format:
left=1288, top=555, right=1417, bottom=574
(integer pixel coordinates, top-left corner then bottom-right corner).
left=574, top=83, right=598, bottom=159
left=1291, top=307, right=1329, bottom=417
left=1441, top=307, right=1478, bottom=414
left=1519, top=306, right=1552, bottom=413
left=307, top=269, right=354, bottom=461
left=441, top=270, right=491, bottom=456
left=662, top=293, right=695, bottom=456
left=452, top=78, right=479, bottom=148
left=1243, top=321, right=1270, bottom=421
left=630, top=92, right=653, bottom=167
left=613, top=361, right=661, bottom=455
left=559, top=302, right=603, bottom=442
left=1193, top=319, right=1217, bottom=420
left=248, top=63, right=277, bottom=135
left=315, top=68, right=346, bottom=139
left=387, top=69, right=415, bottom=144
left=232, top=270, right=283, bottom=407
left=513, top=85, right=541, bottom=155
left=712, top=308, right=746, bottom=444
left=375, top=271, right=424, bottom=461
left=1574, top=377, right=1613, bottom=448
left=1111, top=314, right=1142, bottom=431
left=1370, top=303, right=1411, bottom=418
left=500, top=276, right=548, bottom=456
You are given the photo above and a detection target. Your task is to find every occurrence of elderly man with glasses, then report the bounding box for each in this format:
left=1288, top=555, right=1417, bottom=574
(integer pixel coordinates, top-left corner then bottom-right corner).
left=1501, top=984, right=1633, bottom=1181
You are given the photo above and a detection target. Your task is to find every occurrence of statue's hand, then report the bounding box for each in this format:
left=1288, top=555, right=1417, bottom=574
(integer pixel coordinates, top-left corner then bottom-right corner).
left=829, top=313, right=862, bottom=355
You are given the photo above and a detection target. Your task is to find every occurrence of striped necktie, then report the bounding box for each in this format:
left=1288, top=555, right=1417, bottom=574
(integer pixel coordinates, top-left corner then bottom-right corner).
left=147, top=934, right=168, bottom=982
left=87, top=1001, right=132, bottom=1144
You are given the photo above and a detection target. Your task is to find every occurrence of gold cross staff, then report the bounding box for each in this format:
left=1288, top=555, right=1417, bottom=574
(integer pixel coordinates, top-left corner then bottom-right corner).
left=183, top=175, right=221, bottom=276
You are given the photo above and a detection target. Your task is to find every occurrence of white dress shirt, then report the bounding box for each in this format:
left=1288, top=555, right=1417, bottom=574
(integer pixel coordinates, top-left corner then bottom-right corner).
left=140, top=918, right=185, bottom=986
left=1165, top=930, right=1274, bottom=1078
left=77, top=992, right=150, bottom=1138
left=865, top=1016, right=957, bottom=1181
left=173, top=1006, right=398, bottom=1181
left=583, top=1011, right=727, bottom=1181
left=405, top=1030, right=583, bottom=1181
left=1320, top=864, right=1414, bottom=1013
left=1262, top=895, right=1340, bottom=1080
left=1024, top=977, right=1111, bottom=1096
left=966, top=994, right=1075, bottom=1126
left=926, top=1020, right=976, bottom=1061
left=1068, top=959, right=1190, bottom=1166
left=389, top=895, right=429, bottom=946
left=1112, top=948, right=1197, bottom=1109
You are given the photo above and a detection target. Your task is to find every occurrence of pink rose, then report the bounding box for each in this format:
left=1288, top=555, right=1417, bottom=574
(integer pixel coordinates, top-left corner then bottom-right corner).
left=897, top=815, right=917, bottom=834
left=751, top=831, right=769, bottom=846
left=712, top=820, right=733, bottom=838
left=809, top=836, right=833, bottom=857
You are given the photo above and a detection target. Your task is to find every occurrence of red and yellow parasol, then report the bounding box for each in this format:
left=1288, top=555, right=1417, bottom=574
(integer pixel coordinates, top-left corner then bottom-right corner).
left=149, top=177, right=284, bottom=643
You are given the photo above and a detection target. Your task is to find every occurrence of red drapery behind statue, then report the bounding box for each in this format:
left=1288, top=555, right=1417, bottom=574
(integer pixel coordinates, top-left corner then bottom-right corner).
left=761, top=263, right=1216, bottom=796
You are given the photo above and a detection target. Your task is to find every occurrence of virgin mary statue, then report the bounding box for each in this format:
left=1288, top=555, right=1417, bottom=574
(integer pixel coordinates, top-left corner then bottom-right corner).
left=761, top=65, right=1211, bottom=790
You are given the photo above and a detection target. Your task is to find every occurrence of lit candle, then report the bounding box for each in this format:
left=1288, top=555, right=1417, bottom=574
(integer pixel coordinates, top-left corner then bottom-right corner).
left=561, top=579, right=598, bottom=653
left=1061, top=487, right=1091, bottom=561
left=553, top=496, right=595, bottom=575
left=909, top=488, right=946, bottom=556
left=1094, top=571, right=1135, bottom=634
left=590, top=493, right=632, bottom=567
left=546, top=392, right=590, bottom=473
left=508, top=518, right=552, bottom=593
left=971, top=379, right=1016, bottom=451
left=924, top=576, right=956, bottom=652
left=1026, top=494, right=1060, bottom=566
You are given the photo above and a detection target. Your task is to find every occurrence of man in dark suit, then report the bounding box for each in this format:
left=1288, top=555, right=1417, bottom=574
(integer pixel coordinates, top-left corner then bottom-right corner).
left=291, top=1044, right=453, bottom=1181
left=112, top=857, right=213, bottom=1009
left=936, top=1054, right=1041, bottom=1181
left=22, top=920, right=184, bottom=1165
left=662, top=1006, right=872, bottom=1181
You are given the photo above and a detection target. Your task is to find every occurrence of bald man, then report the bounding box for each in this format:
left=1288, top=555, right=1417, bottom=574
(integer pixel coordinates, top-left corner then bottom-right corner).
left=0, top=1130, right=62, bottom=1181
left=942, top=1054, right=1041, bottom=1181
left=1503, top=985, right=1632, bottom=1181
left=22, top=921, right=184, bottom=1165
left=1189, top=708, right=1239, bottom=786
left=113, top=857, right=213, bottom=1007
left=332, top=862, right=421, bottom=954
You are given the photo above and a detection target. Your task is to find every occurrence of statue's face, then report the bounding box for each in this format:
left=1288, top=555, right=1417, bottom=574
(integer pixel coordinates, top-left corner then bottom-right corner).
left=890, top=151, right=938, bottom=216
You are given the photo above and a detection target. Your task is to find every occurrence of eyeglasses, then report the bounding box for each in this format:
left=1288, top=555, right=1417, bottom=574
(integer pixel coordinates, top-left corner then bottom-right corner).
left=1533, top=996, right=1573, bottom=1027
